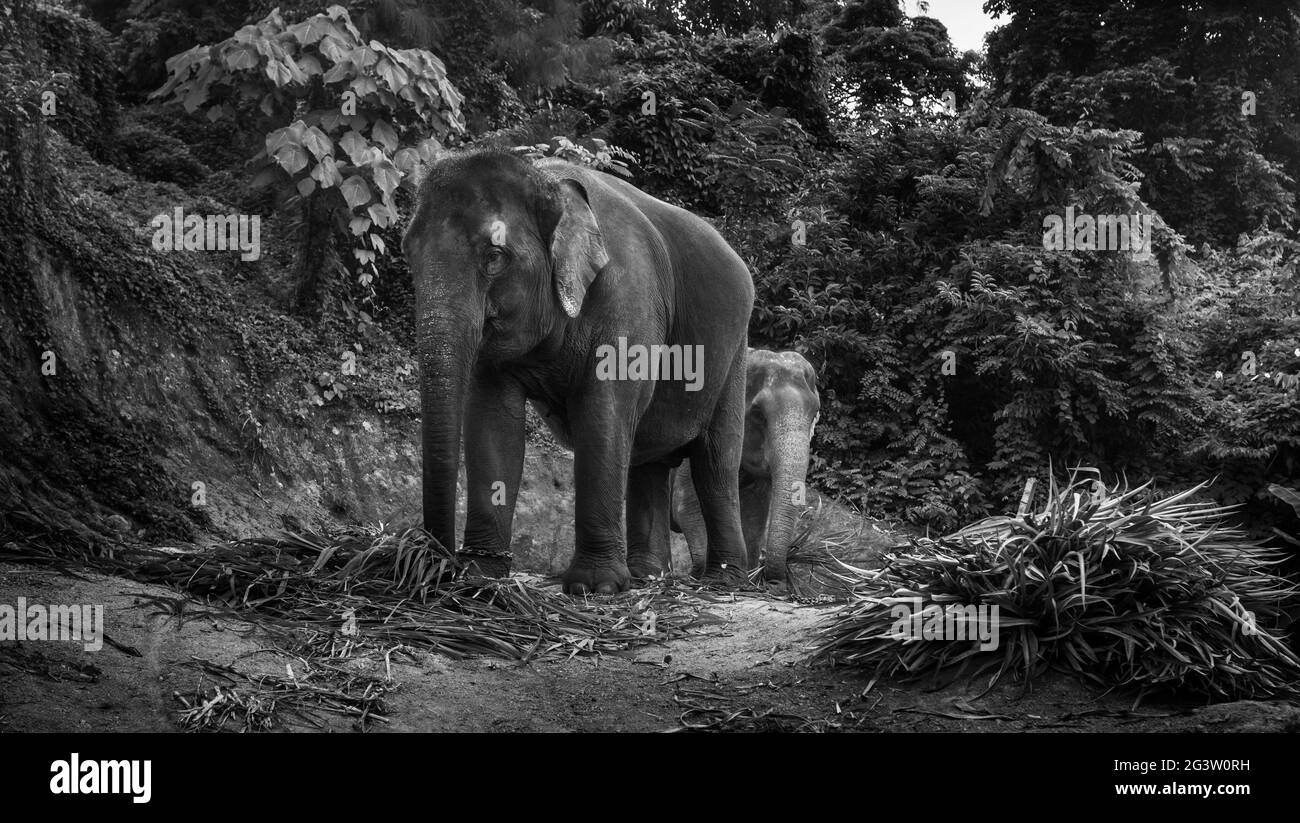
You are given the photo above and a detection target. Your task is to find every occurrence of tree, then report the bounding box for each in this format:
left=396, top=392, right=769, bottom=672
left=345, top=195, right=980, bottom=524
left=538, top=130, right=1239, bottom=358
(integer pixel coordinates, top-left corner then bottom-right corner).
left=822, top=0, right=969, bottom=114
left=985, top=0, right=1300, bottom=246
left=152, top=4, right=465, bottom=315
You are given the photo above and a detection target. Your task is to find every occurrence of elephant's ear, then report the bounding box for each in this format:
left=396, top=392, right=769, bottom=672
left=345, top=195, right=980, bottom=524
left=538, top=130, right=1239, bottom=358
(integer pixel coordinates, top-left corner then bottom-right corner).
left=547, top=177, right=609, bottom=318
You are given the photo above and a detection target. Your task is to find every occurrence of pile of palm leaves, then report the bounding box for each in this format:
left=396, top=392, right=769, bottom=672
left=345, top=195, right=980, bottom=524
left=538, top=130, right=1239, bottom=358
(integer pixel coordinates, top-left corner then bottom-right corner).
left=776, top=528, right=856, bottom=602
left=168, top=527, right=715, bottom=659
left=811, top=472, right=1300, bottom=699
left=174, top=657, right=392, bottom=733
left=4, top=523, right=713, bottom=661
left=752, top=503, right=898, bottom=602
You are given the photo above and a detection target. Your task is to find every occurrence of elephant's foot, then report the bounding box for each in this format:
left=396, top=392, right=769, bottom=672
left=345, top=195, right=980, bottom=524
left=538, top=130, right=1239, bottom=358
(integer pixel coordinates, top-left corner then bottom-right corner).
left=764, top=578, right=790, bottom=596
left=762, top=562, right=789, bottom=585
left=701, top=562, right=750, bottom=588
left=458, top=550, right=512, bottom=578
left=626, top=552, right=667, bottom=580
left=562, top=554, right=630, bottom=596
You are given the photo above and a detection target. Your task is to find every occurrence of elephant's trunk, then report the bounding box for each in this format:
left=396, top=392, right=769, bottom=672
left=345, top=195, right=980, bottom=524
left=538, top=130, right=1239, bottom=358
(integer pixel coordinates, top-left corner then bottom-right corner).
left=418, top=308, right=479, bottom=553
left=761, top=416, right=815, bottom=581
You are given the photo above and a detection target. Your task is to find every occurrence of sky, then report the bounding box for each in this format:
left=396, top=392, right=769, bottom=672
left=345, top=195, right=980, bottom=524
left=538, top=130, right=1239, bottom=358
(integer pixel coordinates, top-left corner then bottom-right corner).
left=907, top=0, right=1008, bottom=54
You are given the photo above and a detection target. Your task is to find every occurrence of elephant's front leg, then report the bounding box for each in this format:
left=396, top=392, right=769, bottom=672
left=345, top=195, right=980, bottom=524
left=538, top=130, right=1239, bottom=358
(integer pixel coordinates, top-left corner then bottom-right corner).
left=627, top=462, right=671, bottom=579
left=461, top=372, right=527, bottom=577
left=690, top=349, right=749, bottom=581
left=564, top=392, right=633, bottom=595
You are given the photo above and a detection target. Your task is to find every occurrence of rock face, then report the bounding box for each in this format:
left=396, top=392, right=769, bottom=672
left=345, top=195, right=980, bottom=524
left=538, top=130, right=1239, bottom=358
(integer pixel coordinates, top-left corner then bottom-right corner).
left=0, top=174, right=422, bottom=546
left=0, top=10, right=429, bottom=552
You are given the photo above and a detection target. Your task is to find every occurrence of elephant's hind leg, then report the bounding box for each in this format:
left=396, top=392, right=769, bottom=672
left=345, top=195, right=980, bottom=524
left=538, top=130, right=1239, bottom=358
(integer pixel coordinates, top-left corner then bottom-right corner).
left=670, top=462, right=710, bottom=578
left=626, top=462, right=672, bottom=579
left=689, top=347, right=748, bottom=582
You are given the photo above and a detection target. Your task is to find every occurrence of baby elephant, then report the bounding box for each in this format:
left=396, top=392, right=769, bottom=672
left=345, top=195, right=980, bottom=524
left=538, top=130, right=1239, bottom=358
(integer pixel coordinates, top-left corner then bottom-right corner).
left=671, top=348, right=820, bottom=581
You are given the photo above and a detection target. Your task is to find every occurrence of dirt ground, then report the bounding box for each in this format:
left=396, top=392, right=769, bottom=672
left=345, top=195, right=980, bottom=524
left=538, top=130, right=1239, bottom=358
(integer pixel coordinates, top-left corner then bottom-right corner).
left=4, top=561, right=1299, bottom=733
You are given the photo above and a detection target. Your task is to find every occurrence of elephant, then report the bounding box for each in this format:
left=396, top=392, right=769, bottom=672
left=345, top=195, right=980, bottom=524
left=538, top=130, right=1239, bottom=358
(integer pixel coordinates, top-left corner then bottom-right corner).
left=400, top=149, right=755, bottom=595
left=671, top=348, right=820, bottom=581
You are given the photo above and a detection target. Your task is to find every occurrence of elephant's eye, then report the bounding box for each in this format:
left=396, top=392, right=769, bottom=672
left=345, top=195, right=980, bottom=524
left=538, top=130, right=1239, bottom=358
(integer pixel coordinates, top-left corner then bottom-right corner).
left=484, top=246, right=510, bottom=275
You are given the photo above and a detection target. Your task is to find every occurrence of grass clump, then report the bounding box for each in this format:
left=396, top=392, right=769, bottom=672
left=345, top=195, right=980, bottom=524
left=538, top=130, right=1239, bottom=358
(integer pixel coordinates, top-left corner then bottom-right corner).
left=812, top=470, right=1300, bottom=699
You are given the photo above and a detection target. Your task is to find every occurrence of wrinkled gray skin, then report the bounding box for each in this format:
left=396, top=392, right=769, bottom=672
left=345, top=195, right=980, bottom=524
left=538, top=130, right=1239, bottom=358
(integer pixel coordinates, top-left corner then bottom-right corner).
left=401, top=150, right=754, bottom=595
left=671, top=349, right=820, bottom=581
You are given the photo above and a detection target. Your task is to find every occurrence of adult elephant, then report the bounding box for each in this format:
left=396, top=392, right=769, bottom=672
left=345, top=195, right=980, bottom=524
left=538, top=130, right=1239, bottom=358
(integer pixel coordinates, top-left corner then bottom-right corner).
left=401, top=149, right=754, bottom=595
left=671, top=349, right=820, bottom=581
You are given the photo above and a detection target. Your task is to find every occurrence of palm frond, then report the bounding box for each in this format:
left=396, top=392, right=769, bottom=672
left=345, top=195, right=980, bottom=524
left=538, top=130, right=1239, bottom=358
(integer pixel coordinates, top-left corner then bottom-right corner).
left=811, top=470, right=1300, bottom=699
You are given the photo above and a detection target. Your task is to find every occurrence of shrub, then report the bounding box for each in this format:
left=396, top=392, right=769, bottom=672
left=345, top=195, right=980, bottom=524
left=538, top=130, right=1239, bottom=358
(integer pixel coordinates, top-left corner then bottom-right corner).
left=111, top=119, right=212, bottom=185
left=18, top=2, right=121, bottom=159
left=150, top=4, right=465, bottom=314
left=812, top=472, right=1300, bottom=699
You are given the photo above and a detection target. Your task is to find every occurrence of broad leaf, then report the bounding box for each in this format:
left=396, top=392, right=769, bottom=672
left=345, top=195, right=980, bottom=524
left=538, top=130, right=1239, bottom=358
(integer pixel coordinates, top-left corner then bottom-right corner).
left=415, top=137, right=441, bottom=162
left=367, top=201, right=395, bottom=227
left=371, top=118, right=398, bottom=152
left=318, top=35, right=350, bottom=64
left=302, top=125, right=333, bottom=160
left=266, top=59, right=294, bottom=87
left=392, top=147, right=419, bottom=173
left=274, top=143, right=309, bottom=175
left=297, top=53, right=323, bottom=76
left=372, top=160, right=401, bottom=199
left=225, top=44, right=259, bottom=71
left=311, top=155, right=343, bottom=188
left=181, top=64, right=214, bottom=112
left=339, top=130, right=369, bottom=164
left=377, top=59, right=409, bottom=93
left=350, top=75, right=379, bottom=98
left=1268, top=485, right=1300, bottom=518
left=287, top=16, right=337, bottom=46
left=351, top=45, right=379, bottom=69
left=266, top=122, right=305, bottom=154
left=322, top=60, right=352, bottom=84
left=340, top=175, right=372, bottom=210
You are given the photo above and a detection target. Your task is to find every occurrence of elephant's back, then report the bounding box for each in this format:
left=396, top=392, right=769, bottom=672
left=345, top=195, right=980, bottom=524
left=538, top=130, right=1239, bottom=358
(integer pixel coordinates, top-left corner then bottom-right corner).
left=535, top=160, right=753, bottom=301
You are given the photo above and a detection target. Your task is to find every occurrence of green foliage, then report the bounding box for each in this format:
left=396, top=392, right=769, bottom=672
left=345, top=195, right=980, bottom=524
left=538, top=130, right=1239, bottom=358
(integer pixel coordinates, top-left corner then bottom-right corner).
left=602, top=31, right=813, bottom=214
left=347, top=0, right=530, bottom=138
left=737, top=105, right=1218, bottom=527
left=645, top=0, right=808, bottom=36
left=1184, top=230, right=1300, bottom=505
left=109, top=1, right=258, bottom=97
left=705, top=28, right=834, bottom=142
left=111, top=118, right=213, bottom=184
left=579, top=0, right=652, bottom=39
left=150, top=4, right=465, bottom=305
left=513, top=134, right=635, bottom=176
left=492, top=0, right=615, bottom=97
left=822, top=0, right=971, bottom=114
left=0, top=2, right=49, bottom=205
left=985, top=0, right=1300, bottom=247
left=0, top=2, right=121, bottom=161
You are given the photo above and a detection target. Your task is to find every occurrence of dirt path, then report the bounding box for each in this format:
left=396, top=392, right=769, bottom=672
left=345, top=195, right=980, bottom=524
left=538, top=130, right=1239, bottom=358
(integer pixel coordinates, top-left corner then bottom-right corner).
left=3, top=562, right=1298, bottom=733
